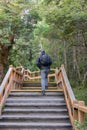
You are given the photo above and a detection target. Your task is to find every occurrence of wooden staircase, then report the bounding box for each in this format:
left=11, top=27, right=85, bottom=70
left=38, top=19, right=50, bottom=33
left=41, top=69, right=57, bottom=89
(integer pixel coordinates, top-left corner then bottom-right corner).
left=0, top=65, right=87, bottom=130
left=0, top=81, right=72, bottom=130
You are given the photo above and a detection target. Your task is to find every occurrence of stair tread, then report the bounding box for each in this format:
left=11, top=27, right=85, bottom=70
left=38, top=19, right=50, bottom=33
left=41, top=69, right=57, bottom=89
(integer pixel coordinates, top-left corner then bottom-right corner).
left=1, top=115, right=69, bottom=119
left=23, top=82, right=56, bottom=84
left=0, top=122, right=72, bottom=126
left=3, top=108, right=67, bottom=112
left=7, top=97, right=64, bottom=99
left=5, top=102, right=66, bottom=105
left=9, top=92, right=63, bottom=95
left=21, top=87, right=57, bottom=88
left=6, top=98, right=64, bottom=101
left=0, top=80, right=72, bottom=130
left=21, top=88, right=58, bottom=90
left=11, top=89, right=63, bottom=92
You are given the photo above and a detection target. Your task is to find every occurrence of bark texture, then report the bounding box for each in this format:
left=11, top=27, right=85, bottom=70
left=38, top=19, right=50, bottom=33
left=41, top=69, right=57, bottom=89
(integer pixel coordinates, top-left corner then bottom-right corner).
left=0, top=35, right=14, bottom=84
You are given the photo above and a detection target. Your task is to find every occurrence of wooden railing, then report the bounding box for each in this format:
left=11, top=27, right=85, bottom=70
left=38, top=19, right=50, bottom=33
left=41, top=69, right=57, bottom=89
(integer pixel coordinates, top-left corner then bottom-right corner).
left=24, top=68, right=55, bottom=82
left=0, top=66, right=55, bottom=115
left=55, top=65, right=87, bottom=130
left=0, top=64, right=87, bottom=129
left=0, top=65, right=24, bottom=115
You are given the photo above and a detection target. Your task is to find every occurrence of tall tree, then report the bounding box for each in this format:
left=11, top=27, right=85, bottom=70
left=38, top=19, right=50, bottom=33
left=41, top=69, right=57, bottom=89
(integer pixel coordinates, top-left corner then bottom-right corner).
left=0, top=0, right=24, bottom=83
left=33, top=0, right=87, bottom=86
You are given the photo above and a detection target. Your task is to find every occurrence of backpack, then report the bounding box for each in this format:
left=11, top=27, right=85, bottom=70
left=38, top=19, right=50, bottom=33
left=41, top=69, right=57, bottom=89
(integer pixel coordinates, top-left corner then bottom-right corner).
left=40, top=53, right=52, bottom=66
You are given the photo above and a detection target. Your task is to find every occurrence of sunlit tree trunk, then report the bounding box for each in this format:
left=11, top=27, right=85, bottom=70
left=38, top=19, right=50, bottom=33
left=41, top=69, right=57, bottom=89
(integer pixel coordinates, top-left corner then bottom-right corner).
left=63, top=40, right=67, bottom=72
left=73, top=46, right=81, bottom=79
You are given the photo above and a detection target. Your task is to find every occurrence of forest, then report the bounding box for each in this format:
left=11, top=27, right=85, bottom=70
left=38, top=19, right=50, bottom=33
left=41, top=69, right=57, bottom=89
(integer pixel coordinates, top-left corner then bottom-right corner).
left=0, top=0, right=87, bottom=104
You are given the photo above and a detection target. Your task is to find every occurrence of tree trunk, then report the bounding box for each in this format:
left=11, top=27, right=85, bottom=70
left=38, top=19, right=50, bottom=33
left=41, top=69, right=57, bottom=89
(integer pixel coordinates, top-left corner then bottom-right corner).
left=63, top=40, right=67, bottom=72
left=0, top=62, right=4, bottom=84
left=81, top=32, right=87, bottom=47
left=0, top=35, right=15, bottom=84
left=73, top=46, right=81, bottom=79
left=0, top=49, right=9, bottom=84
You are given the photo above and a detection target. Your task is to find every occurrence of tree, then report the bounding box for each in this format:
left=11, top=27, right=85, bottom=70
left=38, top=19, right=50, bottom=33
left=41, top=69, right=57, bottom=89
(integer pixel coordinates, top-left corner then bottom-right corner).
left=33, top=0, right=87, bottom=86
left=8, top=1, right=40, bottom=71
left=0, top=0, right=26, bottom=83
left=0, top=0, right=87, bottom=88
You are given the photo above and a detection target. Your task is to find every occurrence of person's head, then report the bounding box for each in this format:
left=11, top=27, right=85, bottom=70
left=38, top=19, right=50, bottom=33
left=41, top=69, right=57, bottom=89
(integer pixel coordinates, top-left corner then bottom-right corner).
left=39, top=50, right=45, bottom=55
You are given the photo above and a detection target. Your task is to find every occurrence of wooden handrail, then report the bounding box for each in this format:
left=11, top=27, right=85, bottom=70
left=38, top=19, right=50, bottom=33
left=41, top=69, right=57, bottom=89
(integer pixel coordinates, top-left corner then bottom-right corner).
left=16, top=66, right=25, bottom=74
left=0, top=64, right=87, bottom=130
left=55, top=65, right=87, bottom=129
left=0, top=66, right=55, bottom=115
left=61, top=66, right=76, bottom=101
left=24, top=73, right=55, bottom=80
left=0, top=67, right=13, bottom=94
left=0, top=65, right=24, bottom=115
left=74, top=104, right=87, bottom=113
left=24, top=68, right=55, bottom=82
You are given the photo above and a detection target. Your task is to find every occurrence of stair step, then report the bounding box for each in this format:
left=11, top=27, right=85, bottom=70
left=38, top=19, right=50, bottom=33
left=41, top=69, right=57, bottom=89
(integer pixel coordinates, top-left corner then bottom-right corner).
left=5, top=106, right=66, bottom=109
left=21, top=86, right=57, bottom=89
left=6, top=98, right=65, bottom=103
left=0, top=122, right=72, bottom=129
left=0, top=115, right=70, bottom=119
left=0, top=128, right=73, bottom=130
left=3, top=107, right=68, bottom=114
left=0, top=115, right=70, bottom=123
left=5, top=102, right=66, bottom=109
left=0, top=79, right=72, bottom=130
left=3, top=108, right=68, bottom=113
left=23, top=81, right=56, bottom=86
left=9, top=92, right=64, bottom=97
left=11, top=89, right=63, bottom=92
left=8, top=96, right=64, bottom=100
left=23, top=81, right=56, bottom=84
left=23, top=84, right=56, bottom=87
left=5, top=102, right=66, bottom=106
left=3, top=111, right=68, bottom=116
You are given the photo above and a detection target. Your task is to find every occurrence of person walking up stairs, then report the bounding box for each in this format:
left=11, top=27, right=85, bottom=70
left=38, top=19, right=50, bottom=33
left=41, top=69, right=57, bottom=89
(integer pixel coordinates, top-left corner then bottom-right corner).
left=36, top=50, right=52, bottom=95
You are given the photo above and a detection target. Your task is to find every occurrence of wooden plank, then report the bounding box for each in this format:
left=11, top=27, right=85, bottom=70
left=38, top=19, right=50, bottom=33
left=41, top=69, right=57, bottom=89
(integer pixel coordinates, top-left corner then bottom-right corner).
left=61, top=65, right=76, bottom=101
left=24, top=81, right=56, bottom=84
left=11, top=89, right=63, bottom=92
left=13, top=79, right=22, bottom=84
left=74, top=105, right=87, bottom=113
left=21, top=87, right=57, bottom=89
left=79, top=106, right=87, bottom=113
left=0, top=67, right=12, bottom=94
left=24, top=74, right=55, bottom=80
left=23, top=81, right=56, bottom=84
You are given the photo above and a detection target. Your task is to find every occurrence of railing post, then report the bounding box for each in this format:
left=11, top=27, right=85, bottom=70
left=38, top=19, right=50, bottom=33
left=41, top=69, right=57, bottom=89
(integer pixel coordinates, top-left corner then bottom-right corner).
left=0, top=94, right=2, bottom=104
left=48, top=75, right=50, bottom=82
left=0, top=105, right=2, bottom=115
left=55, top=67, right=59, bottom=83
left=9, top=65, right=13, bottom=68
left=73, top=100, right=78, bottom=121
left=78, top=101, right=85, bottom=123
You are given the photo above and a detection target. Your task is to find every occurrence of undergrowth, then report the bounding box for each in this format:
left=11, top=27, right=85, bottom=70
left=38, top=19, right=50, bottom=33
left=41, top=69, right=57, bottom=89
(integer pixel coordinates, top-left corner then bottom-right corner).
left=73, top=85, right=87, bottom=129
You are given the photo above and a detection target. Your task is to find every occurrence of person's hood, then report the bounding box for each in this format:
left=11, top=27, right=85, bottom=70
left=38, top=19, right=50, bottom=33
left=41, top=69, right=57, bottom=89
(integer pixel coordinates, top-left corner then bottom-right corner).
left=40, top=50, right=45, bottom=55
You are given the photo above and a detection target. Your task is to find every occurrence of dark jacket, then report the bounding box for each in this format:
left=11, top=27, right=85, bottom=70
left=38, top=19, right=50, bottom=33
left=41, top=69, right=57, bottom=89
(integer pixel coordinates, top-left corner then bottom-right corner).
left=36, top=51, right=52, bottom=70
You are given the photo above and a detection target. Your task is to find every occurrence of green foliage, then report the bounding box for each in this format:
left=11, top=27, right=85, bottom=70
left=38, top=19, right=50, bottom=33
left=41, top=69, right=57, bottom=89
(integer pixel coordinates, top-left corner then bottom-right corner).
left=0, top=0, right=87, bottom=93
left=0, top=2, right=87, bottom=127
left=73, top=86, right=87, bottom=105
left=8, top=33, right=40, bottom=70
left=2, top=105, right=5, bottom=111
left=74, top=120, right=85, bottom=130
left=0, top=0, right=23, bottom=45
